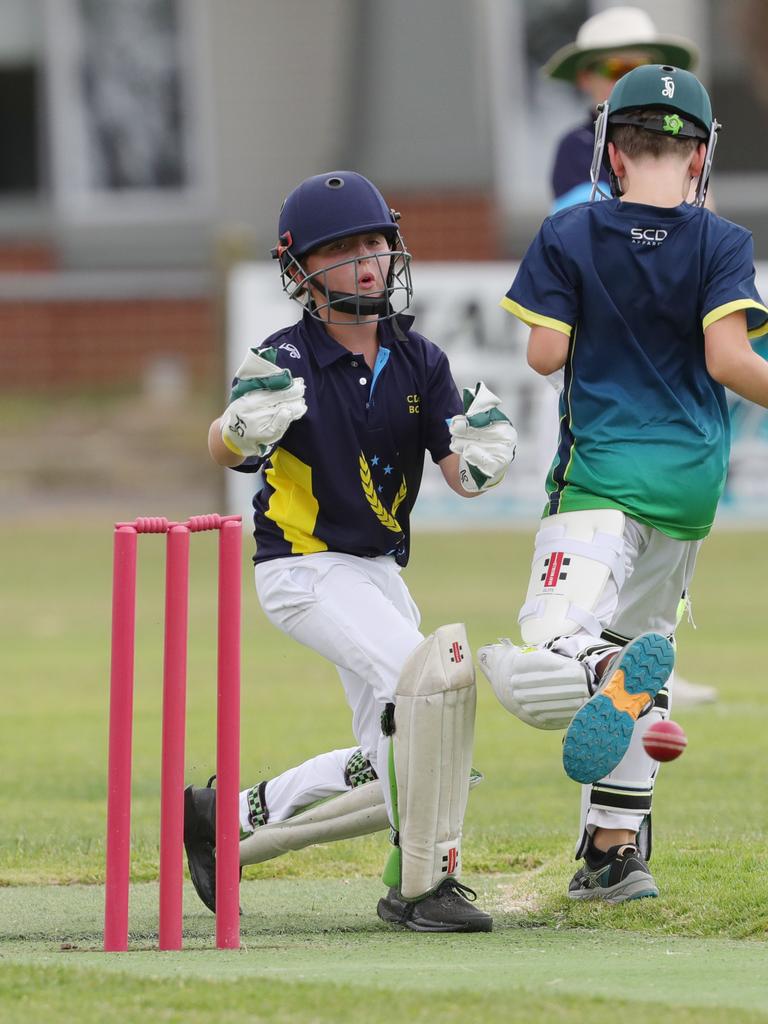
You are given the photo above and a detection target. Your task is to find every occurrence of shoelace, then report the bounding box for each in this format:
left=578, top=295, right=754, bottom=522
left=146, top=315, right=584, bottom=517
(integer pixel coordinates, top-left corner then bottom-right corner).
left=443, top=878, right=478, bottom=902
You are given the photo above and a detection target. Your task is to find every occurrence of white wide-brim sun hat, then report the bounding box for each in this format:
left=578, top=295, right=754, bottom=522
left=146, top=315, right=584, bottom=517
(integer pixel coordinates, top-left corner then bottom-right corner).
left=544, top=6, right=699, bottom=82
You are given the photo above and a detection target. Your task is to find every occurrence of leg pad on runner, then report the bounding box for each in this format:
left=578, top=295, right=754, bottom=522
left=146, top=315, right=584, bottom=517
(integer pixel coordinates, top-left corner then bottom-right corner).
left=519, top=509, right=626, bottom=644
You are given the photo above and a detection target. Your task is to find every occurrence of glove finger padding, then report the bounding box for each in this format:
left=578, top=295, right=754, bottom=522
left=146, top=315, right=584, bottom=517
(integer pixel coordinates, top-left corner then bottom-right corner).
left=222, top=347, right=307, bottom=457
left=449, top=382, right=517, bottom=492
left=230, top=346, right=295, bottom=399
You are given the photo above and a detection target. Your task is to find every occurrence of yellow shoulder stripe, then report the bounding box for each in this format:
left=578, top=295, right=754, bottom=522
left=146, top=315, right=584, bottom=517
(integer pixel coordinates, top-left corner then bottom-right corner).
left=702, top=299, right=768, bottom=340
left=500, top=297, right=572, bottom=337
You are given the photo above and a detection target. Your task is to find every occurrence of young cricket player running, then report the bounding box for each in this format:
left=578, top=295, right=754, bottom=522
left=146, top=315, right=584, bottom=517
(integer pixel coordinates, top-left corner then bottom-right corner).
left=185, top=171, right=517, bottom=931
left=480, top=66, right=768, bottom=902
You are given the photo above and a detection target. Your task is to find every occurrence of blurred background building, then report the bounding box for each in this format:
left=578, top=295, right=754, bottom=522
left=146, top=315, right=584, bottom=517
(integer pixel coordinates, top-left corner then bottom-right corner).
left=1, top=0, right=766, bottom=515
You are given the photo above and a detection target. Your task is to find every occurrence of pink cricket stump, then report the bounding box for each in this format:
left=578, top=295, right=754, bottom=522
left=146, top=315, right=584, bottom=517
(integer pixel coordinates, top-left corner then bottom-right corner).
left=215, top=519, right=242, bottom=949
left=104, top=526, right=138, bottom=953
left=104, top=514, right=242, bottom=953
left=158, top=525, right=190, bottom=950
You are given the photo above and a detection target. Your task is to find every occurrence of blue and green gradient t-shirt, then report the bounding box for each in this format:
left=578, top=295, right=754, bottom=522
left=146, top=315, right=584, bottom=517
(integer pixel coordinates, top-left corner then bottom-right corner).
left=503, top=200, right=768, bottom=539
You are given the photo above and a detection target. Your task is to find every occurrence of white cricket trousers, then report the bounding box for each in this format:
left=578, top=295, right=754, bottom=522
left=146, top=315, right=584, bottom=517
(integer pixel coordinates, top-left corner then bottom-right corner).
left=548, top=516, right=700, bottom=846
left=251, top=552, right=424, bottom=824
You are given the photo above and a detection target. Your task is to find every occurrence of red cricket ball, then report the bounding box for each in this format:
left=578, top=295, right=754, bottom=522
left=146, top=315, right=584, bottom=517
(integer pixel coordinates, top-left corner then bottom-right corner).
left=642, top=720, right=688, bottom=761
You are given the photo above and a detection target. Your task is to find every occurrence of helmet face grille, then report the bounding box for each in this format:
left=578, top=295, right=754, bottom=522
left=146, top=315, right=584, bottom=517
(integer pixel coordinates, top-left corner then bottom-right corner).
left=277, top=235, right=414, bottom=325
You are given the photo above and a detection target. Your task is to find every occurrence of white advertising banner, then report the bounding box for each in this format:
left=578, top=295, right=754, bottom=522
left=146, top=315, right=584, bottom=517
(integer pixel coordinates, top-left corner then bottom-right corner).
left=226, top=262, right=768, bottom=530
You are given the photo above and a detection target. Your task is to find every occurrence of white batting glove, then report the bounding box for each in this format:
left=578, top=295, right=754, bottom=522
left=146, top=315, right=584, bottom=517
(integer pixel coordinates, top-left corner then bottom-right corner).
left=221, top=347, right=307, bottom=458
left=449, top=382, right=517, bottom=492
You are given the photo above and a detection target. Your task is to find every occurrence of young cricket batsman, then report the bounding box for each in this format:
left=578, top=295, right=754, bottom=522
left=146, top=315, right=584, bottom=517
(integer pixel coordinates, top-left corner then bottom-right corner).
left=480, top=65, right=768, bottom=902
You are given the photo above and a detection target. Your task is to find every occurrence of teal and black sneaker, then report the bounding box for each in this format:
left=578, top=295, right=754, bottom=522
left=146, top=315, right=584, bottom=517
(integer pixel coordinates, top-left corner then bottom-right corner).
left=568, top=843, right=658, bottom=903
left=562, top=632, right=674, bottom=784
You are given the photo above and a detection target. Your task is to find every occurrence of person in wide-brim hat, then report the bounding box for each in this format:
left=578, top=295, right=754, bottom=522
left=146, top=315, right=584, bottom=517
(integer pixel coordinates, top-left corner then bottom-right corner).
left=545, top=5, right=698, bottom=82
left=545, top=6, right=702, bottom=214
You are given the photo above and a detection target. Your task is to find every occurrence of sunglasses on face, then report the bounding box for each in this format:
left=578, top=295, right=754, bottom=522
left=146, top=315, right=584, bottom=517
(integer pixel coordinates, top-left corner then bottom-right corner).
left=588, top=57, right=647, bottom=79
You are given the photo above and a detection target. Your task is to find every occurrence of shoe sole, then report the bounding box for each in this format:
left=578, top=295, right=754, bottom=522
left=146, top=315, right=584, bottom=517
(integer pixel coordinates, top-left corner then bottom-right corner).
left=376, top=899, right=493, bottom=933
left=567, top=871, right=659, bottom=903
left=562, top=633, right=674, bottom=784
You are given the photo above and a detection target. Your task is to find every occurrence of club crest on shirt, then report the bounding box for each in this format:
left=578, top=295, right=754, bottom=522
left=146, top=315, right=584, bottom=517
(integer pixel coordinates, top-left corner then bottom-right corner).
left=359, top=452, right=407, bottom=535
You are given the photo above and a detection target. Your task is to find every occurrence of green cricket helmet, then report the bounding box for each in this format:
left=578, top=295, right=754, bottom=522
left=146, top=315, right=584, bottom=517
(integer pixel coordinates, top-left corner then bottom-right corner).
left=589, top=64, right=720, bottom=206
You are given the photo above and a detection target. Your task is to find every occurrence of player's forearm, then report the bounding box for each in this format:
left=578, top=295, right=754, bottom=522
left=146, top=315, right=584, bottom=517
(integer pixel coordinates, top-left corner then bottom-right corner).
left=208, top=416, right=245, bottom=467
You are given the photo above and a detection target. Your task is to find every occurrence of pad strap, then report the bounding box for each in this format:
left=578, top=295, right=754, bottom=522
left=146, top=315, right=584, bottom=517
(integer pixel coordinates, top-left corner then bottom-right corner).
left=519, top=597, right=604, bottom=640
left=533, top=526, right=626, bottom=588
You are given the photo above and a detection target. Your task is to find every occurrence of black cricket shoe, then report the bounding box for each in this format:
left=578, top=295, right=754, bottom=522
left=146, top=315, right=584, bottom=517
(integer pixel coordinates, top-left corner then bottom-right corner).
left=377, top=878, right=493, bottom=932
left=183, top=782, right=217, bottom=913
left=567, top=842, right=658, bottom=903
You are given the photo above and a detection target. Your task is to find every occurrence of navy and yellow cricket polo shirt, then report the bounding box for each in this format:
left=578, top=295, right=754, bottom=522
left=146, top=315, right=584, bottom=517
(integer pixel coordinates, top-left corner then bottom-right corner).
left=503, top=199, right=768, bottom=540
left=233, top=311, right=461, bottom=565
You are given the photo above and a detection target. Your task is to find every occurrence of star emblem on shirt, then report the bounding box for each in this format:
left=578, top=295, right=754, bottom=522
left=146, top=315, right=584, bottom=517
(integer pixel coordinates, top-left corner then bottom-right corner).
left=383, top=465, right=393, bottom=475
left=371, top=455, right=380, bottom=466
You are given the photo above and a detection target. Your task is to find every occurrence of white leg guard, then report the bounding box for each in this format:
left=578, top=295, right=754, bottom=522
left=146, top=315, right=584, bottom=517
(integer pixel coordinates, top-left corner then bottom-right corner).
left=519, top=510, right=626, bottom=644
left=239, top=780, right=388, bottom=866
left=384, top=623, right=476, bottom=900
left=478, top=641, right=591, bottom=730
left=574, top=687, right=670, bottom=861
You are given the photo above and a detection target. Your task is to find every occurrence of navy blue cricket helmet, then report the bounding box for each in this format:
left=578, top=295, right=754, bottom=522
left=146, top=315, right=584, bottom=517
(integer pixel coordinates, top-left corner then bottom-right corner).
left=272, top=171, right=413, bottom=323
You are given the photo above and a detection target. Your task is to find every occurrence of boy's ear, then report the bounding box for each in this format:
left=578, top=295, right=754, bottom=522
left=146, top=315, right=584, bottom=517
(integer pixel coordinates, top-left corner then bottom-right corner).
left=607, top=141, right=626, bottom=179
left=690, top=142, right=707, bottom=179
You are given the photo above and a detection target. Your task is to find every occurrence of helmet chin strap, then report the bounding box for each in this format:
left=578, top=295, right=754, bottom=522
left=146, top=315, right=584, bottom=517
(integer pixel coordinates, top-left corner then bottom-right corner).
left=325, top=290, right=392, bottom=316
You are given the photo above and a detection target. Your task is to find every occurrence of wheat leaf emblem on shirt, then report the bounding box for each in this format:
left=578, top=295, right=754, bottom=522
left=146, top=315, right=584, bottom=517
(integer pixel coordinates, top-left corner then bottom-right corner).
left=359, top=452, right=407, bottom=534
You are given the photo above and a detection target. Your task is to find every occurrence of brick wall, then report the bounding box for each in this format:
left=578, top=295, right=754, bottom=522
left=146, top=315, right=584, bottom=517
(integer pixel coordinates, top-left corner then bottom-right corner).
left=386, top=191, right=500, bottom=261
left=0, top=296, right=217, bottom=392
left=0, top=242, right=57, bottom=272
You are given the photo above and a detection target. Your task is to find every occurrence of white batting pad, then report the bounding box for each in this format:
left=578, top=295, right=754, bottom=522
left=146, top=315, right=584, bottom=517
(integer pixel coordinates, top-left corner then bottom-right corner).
left=478, top=641, right=591, bottom=730
left=394, top=623, right=476, bottom=899
left=239, top=781, right=387, bottom=866
left=519, top=509, right=626, bottom=644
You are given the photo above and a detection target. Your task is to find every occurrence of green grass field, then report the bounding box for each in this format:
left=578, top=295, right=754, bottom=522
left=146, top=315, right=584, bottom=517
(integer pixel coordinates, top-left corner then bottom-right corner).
left=1, top=520, right=767, bottom=1022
